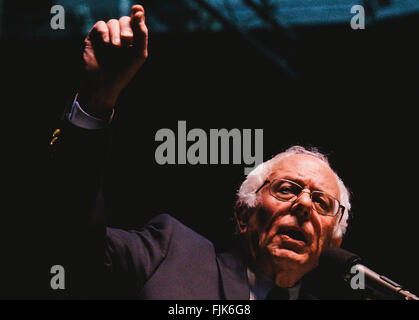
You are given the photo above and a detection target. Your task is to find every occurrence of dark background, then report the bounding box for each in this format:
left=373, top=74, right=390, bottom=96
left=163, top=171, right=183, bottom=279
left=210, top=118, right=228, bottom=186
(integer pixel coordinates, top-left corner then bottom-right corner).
left=1, top=2, right=419, bottom=298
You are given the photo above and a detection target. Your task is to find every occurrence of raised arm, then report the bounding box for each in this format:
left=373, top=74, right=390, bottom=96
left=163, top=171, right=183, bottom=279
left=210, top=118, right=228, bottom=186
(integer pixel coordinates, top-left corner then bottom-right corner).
left=48, top=5, right=149, bottom=298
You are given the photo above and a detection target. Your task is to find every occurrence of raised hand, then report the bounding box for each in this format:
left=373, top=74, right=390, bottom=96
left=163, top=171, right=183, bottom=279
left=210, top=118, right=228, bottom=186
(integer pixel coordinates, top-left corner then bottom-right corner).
left=78, top=5, right=148, bottom=118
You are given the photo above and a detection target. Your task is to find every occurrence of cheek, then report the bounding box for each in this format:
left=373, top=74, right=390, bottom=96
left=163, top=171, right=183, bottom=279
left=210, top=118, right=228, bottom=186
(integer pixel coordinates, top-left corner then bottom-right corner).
left=259, top=194, right=292, bottom=222
left=247, top=209, right=270, bottom=246
left=255, top=201, right=291, bottom=239
left=246, top=203, right=284, bottom=247
left=313, top=217, right=338, bottom=251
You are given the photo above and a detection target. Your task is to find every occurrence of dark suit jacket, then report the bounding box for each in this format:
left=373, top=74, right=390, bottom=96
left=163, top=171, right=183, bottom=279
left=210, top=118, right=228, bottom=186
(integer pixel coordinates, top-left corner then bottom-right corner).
left=48, top=120, right=317, bottom=299
left=105, top=214, right=249, bottom=299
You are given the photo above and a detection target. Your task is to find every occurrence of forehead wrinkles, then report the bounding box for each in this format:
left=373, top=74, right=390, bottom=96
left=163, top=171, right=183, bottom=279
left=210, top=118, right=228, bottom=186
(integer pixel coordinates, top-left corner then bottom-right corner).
left=269, top=154, right=339, bottom=197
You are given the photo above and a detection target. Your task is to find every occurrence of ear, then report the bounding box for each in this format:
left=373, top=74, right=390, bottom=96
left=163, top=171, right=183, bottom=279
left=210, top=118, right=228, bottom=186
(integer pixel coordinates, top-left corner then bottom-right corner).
left=234, top=200, right=250, bottom=234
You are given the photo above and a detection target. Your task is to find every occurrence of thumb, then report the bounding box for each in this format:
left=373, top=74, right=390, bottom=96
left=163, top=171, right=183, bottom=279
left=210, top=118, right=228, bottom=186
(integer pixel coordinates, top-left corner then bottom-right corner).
left=131, top=5, right=145, bottom=33
left=131, top=4, right=144, bottom=16
left=130, top=5, right=148, bottom=61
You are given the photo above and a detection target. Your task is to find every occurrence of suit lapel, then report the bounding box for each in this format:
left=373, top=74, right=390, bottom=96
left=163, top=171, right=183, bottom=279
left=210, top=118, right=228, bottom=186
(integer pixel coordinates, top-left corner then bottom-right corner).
left=216, top=249, right=250, bottom=300
left=298, top=270, right=321, bottom=300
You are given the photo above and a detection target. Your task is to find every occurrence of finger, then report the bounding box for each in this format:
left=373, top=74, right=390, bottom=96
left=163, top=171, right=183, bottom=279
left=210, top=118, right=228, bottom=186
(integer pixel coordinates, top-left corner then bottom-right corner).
left=107, top=19, right=121, bottom=47
left=131, top=8, right=148, bottom=57
left=119, top=16, right=133, bottom=47
left=131, top=4, right=144, bottom=17
left=89, top=20, right=109, bottom=44
left=131, top=5, right=146, bottom=37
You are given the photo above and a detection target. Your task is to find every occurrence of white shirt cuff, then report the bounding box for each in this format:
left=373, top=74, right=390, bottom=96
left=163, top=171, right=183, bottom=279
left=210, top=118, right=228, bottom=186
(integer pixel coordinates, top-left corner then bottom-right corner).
left=65, top=94, right=114, bottom=130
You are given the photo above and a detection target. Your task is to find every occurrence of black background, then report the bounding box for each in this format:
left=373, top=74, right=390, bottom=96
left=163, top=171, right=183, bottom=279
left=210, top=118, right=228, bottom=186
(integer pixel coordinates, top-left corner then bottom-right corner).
left=1, top=7, right=419, bottom=299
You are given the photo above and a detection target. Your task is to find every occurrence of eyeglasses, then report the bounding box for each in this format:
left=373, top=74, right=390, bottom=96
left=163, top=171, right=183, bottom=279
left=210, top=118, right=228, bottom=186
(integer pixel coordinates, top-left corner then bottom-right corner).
left=255, top=178, right=345, bottom=217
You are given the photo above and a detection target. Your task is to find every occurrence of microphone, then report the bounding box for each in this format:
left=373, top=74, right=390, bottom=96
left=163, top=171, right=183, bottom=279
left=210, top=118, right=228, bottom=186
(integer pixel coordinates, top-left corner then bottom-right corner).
left=319, top=247, right=419, bottom=300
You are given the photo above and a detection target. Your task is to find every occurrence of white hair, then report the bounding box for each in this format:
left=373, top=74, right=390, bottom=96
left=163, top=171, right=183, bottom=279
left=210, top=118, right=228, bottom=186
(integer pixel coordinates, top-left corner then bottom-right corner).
left=237, top=146, right=351, bottom=239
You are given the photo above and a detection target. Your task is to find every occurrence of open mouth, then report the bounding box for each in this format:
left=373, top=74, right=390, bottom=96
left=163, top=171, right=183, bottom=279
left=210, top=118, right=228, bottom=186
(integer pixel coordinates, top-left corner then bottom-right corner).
left=277, top=228, right=307, bottom=244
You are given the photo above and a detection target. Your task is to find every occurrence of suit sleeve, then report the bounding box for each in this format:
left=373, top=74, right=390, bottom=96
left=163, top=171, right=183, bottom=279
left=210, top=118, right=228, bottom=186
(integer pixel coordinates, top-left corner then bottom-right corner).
left=48, top=119, right=173, bottom=298
left=48, top=119, right=111, bottom=297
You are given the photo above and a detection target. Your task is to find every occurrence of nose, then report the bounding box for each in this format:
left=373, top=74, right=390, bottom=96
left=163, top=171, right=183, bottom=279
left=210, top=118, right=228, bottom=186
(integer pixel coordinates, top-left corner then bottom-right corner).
left=290, top=189, right=312, bottom=222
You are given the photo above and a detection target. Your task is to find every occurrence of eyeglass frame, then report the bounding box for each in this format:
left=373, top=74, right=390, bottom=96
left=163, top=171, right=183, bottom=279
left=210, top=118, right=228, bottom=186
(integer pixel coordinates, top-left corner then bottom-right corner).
left=255, top=178, right=345, bottom=222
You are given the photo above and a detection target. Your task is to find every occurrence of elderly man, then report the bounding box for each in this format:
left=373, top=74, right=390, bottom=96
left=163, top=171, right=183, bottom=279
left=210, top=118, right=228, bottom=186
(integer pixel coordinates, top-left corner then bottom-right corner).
left=234, top=147, right=350, bottom=299
left=50, top=5, right=351, bottom=299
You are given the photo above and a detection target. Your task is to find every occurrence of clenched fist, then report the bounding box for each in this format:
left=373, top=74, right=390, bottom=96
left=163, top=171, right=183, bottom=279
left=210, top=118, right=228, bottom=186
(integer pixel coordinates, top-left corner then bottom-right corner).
left=78, top=5, right=148, bottom=118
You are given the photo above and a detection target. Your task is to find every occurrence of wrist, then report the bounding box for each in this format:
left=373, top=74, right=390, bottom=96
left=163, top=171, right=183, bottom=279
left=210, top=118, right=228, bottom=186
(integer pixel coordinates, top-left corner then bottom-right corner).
left=78, top=89, right=117, bottom=119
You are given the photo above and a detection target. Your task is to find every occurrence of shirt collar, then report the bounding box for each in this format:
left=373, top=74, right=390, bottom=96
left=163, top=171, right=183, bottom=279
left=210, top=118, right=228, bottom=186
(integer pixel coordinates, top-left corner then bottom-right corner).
left=246, top=265, right=302, bottom=300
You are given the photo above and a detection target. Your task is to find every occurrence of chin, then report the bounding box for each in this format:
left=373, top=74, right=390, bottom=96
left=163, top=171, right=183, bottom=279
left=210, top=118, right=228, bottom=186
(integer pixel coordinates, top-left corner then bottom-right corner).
left=268, top=246, right=310, bottom=266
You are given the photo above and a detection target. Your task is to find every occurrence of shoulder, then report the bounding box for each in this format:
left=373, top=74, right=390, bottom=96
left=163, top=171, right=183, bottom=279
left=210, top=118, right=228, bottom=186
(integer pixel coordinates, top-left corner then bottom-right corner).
left=107, top=213, right=214, bottom=254
left=105, top=214, right=216, bottom=286
left=151, top=214, right=215, bottom=251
